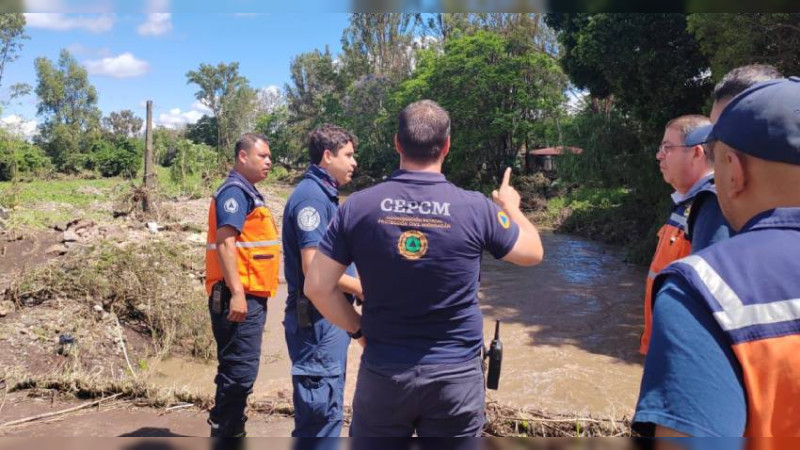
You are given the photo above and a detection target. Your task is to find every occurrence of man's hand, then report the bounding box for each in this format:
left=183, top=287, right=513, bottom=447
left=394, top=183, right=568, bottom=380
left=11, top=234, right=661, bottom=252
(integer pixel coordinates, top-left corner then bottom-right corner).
left=492, top=167, right=521, bottom=212
left=357, top=336, right=366, bottom=349
left=227, top=292, right=247, bottom=322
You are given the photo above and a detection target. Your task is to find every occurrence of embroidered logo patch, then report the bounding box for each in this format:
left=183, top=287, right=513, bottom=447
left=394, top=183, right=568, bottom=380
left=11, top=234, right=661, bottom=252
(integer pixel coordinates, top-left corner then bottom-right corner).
left=497, top=211, right=511, bottom=229
left=397, top=230, right=428, bottom=260
left=297, top=207, right=321, bottom=232
left=223, top=198, right=239, bottom=214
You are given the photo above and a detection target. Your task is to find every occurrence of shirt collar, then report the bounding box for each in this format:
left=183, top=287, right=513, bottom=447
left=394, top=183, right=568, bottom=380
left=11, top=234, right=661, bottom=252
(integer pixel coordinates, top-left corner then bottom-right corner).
left=305, top=164, right=339, bottom=200
left=740, top=208, right=800, bottom=233
left=388, top=169, right=447, bottom=184
left=228, top=169, right=263, bottom=200
left=671, top=172, right=714, bottom=205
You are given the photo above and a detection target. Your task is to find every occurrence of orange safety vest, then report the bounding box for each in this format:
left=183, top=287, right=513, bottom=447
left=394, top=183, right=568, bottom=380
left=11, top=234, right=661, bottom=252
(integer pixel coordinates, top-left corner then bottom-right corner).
left=657, top=207, right=800, bottom=437
left=640, top=202, right=693, bottom=355
left=205, top=179, right=281, bottom=299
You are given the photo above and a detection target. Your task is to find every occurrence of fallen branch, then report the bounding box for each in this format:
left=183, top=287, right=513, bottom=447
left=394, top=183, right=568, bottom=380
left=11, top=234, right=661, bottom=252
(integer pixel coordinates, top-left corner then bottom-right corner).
left=112, top=313, right=136, bottom=377
left=0, top=380, right=7, bottom=416
left=0, top=393, right=124, bottom=429
left=165, top=403, right=194, bottom=412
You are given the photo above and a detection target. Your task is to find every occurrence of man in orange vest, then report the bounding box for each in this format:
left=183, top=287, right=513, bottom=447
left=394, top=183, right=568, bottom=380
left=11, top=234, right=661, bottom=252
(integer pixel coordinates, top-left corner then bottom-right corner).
left=640, top=115, right=731, bottom=354
left=205, top=133, right=281, bottom=437
left=634, top=77, right=800, bottom=437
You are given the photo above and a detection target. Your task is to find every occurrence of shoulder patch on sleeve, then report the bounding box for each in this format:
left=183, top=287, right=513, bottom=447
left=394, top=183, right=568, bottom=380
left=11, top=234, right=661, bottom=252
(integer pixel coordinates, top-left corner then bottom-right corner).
left=297, top=206, right=321, bottom=232
left=223, top=198, right=240, bottom=214
left=497, top=211, right=510, bottom=229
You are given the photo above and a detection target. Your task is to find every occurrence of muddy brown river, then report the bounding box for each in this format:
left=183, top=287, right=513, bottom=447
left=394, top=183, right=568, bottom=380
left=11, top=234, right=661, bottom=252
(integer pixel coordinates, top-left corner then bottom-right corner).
left=149, top=230, right=647, bottom=418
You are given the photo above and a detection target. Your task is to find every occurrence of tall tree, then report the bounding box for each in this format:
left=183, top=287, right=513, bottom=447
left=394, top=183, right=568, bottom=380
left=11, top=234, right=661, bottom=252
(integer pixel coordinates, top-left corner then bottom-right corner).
left=34, top=49, right=101, bottom=171
left=0, top=13, right=27, bottom=90
left=546, top=13, right=711, bottom=133
left=285, top=48, right=346, bottom=143
left=103, top=109, right=144, bottom=138
left=186, top=62, right=256, bottom=156
left=688, top=13, right=800, bottom=79
left=394, top=31, right=567, bottom=186
left=429, top=13, right=558, bottom=56
left=340, top=13, right=421, bottom=82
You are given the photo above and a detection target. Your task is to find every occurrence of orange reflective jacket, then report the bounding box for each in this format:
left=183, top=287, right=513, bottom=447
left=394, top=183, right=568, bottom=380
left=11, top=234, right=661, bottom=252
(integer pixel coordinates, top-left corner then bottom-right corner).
left=205, top=179, right=281, bottom=299
left=640, top=205, right=693, bottom=354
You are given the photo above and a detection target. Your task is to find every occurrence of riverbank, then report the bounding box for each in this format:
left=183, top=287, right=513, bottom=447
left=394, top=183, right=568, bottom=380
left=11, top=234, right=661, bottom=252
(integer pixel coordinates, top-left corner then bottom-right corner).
left=1, top=174, right=644, bottom=437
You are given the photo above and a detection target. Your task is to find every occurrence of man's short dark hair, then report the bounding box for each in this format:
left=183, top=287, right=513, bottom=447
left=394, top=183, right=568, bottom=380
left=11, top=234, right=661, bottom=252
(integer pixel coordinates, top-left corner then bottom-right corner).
left=713, top=64, right=783, bottom=101
left=308, top=124, right=356, bottom=165
left=234, top=133, right=269, bottom=160
left=397, top=100, right=451, bottom=163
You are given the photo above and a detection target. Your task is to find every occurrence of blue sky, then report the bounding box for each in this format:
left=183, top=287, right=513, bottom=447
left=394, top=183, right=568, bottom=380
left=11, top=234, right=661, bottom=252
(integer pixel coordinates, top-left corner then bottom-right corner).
left=1, top=13, right=352, bottom=136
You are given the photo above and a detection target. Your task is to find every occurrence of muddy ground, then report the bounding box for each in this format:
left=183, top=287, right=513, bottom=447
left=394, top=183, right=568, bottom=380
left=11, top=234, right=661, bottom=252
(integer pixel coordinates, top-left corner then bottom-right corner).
left=0, top=181, right=644, bottom=437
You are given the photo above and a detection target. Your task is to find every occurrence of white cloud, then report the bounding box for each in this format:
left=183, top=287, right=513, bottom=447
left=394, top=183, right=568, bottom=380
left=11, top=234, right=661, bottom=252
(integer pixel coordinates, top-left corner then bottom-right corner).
left=191, top=100, right=213, bottom=115
left=232, top=13, right=263, bottom=18
left=158, top=107, right=205, bottom=129
left=24, top=13, right=115, bottom=33
left=1, top=115, right=38, bottom=141
left=85, top=52, right=150, bottom=78
left=137, top=13, right=172, bottom=36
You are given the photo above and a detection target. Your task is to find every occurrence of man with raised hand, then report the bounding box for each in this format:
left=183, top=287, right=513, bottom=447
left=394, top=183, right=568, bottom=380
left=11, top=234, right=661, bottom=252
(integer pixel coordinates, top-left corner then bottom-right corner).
left=304, top=100, right=543, bottom=443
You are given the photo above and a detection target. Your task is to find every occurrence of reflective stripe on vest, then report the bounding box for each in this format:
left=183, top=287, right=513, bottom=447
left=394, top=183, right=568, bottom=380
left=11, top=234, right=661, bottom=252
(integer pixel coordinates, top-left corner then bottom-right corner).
left=657, top=212, right=800, bottom=437
left=206, top=240, right=282, bottom=250
left=205, top=179, right=280, bottom=298
left=677, top=255, right=800, bottom=333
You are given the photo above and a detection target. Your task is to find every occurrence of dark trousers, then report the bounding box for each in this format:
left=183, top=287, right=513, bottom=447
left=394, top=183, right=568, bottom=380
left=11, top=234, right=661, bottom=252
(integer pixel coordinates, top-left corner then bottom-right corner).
left=284, top=305, right=349, bottom=440
left=208, top=294, right=267, bottom=437
left=350, top=356, right=485, bottom=449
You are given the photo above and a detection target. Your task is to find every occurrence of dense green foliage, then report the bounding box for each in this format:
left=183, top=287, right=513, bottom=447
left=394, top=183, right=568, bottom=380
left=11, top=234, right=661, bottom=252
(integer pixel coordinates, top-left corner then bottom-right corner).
left=4, top=13, right=799, bottom=259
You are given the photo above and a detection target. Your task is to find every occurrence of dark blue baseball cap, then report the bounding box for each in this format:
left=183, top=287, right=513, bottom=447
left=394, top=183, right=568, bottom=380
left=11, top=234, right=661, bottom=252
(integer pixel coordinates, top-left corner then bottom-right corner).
left=685, top=124, right=713, bottom=147
left=696, top=76, right=800, bottom=165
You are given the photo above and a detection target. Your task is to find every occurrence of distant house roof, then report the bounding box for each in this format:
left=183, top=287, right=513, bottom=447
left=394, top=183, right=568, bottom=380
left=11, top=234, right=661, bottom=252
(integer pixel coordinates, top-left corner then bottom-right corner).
left=527, top=146, right=584, bottom=156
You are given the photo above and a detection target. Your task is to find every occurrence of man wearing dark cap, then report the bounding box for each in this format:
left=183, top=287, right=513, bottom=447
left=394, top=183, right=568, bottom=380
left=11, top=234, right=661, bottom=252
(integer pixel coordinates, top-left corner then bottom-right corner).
left=633, top=77, right=800, bottom=437
left=304, top=99, right=544, bottom=440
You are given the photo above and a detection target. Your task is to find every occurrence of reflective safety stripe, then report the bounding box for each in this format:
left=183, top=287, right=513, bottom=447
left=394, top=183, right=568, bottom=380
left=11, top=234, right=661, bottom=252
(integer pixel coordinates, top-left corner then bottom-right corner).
left=647, top=270, right=658, bottom=279
left=668, top=212, right=688, bottom=228
left=679, top=255, right=800, bottom=331
left=206, top=240, right=281, bottom=251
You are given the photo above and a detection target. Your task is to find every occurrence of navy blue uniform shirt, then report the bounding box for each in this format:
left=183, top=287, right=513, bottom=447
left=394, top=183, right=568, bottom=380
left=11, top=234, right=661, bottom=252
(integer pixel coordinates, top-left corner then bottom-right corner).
left=283, top=165, right=356, bottom=312
left=318, top=170, right=520, bottom=365
left=215, top=170, right=263, bottom=233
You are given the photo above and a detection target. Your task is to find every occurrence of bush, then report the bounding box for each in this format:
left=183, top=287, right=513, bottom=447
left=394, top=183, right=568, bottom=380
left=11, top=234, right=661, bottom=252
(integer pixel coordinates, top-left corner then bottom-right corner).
left=0, top=140, right=54, bottom=181
left=169, top=139, right=217, bottom=185
left=93, top=138, right=142, bottom=178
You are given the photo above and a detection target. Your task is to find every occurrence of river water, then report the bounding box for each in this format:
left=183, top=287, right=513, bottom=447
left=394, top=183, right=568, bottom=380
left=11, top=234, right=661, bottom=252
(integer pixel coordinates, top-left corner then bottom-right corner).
left=149, top=230, right=647, bottom=418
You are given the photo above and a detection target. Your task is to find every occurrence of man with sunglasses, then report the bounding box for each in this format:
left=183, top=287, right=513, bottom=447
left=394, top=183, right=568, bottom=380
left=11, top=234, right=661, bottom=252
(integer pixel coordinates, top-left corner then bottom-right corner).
left=639, top=115, right=732, bottom=355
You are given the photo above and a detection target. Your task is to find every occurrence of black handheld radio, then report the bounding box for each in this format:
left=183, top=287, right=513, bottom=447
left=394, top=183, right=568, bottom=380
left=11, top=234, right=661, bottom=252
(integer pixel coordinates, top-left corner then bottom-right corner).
left=485, top=320, right=503, bottom=390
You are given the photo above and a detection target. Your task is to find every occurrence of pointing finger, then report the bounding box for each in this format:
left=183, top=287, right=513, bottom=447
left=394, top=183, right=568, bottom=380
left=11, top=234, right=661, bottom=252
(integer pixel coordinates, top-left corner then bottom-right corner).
left=501, top=168, right=511, bottom=187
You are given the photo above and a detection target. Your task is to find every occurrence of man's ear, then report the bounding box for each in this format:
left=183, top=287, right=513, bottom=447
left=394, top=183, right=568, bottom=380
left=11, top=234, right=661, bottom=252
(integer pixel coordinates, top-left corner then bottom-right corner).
left=441, top=136, right=451, bottom=159
left=322, top=148, right=333, bottom=164
left=727, top=149, right=747, bottom=199
left=691, top=144, right=705, bottom=161
left=394, top=134, right=402, bottom=156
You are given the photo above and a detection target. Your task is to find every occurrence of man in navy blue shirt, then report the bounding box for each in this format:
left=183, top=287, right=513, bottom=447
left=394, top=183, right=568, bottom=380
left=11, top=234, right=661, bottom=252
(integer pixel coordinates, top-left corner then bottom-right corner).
left=282, top=124, right=362, bottom=439
left=304, top=100, right=544, bottom=440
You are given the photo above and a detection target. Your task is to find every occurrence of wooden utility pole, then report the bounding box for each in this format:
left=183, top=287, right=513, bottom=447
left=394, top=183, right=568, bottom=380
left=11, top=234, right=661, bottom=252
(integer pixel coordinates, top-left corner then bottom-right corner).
left=143, top=100, right=154, bottom=212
